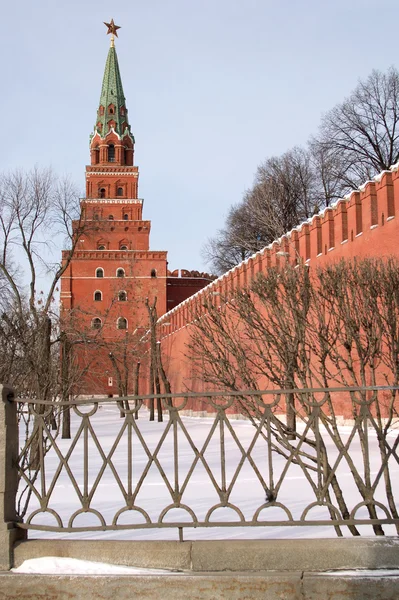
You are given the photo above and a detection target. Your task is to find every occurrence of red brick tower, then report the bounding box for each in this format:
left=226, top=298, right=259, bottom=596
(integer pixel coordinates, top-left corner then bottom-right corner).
left=60, top=25, right=167, bottom=394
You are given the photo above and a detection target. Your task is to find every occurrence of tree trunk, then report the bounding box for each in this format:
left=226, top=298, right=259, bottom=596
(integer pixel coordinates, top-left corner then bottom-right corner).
left=61, top=332, right=71, bottom=439
left=134, top=361, right=140, bottom=420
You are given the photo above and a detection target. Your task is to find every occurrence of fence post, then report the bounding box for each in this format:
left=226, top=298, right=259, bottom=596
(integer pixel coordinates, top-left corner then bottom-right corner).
left=0, top=384, right=26, bottom=570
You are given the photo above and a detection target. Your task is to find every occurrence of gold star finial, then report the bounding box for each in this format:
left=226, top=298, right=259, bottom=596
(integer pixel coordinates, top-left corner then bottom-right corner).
left=104, top=19, right=121, bottom=47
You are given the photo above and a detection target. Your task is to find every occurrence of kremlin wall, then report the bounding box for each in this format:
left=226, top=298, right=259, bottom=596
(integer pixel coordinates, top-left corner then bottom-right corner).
left=155, top=164, right=399, bottom=416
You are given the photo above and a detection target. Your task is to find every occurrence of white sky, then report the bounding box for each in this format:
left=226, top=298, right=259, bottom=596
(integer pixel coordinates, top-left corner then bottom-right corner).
left=2, top=0, right=398, bottom=271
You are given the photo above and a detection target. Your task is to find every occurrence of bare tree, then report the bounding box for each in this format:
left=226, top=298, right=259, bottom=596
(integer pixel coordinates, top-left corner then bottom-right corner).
left=204, top=67, right=399, bottom=274
left=0, top=168, right=87, bottom=401
left=313, top=67, right=399, bottom=190
left=146, top=297, right=174, bottom=421
left=185, top=259, right=399, bottom=536
left=309, top=139, right=351, bottom=206
left=202, top=215, right=252, bottom=275
left=0, top=168, right=90, bottom=466
left=203, top=148, right=320, bottom=275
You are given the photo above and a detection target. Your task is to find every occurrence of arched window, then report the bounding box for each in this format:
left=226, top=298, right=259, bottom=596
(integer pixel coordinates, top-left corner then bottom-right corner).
left=99, top=188, right=106, bottom=199
left=108, top=144, right=115, bottom=162
left=94, top=291, right=102, bottom=302
left=92, top=146, right=100, bottom=165
left=123, top=213, right=129, bottom=220
left=117, top=317, right=127, bottom=330
left=116, top=268, right=125, bottom=278
left=120, top=244, right=128, bottom=250
left=97, top=244, right=106, bottom=250
left=92, top=318, right=102, bottom=330
left=117, top=187, right=123, bottom=196
left=108, top=215, right=114, bottom=220
left=118, top=290, right=127, bottom=302
left=99, top=105, right=104, bottom=115
left=96, top=268, right=104, bottom=278
left=151, top=269, right=157, bottom=278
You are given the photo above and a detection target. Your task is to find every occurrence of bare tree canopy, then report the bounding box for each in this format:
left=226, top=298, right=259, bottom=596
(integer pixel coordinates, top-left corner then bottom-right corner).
left=186, top=258, right=399, bottom=536
left=203, top=147, right=320, bottom=274
left=204, top=67, right=399, bottom=275
left=0, top=167, right=84, bottom=400
left=314, top=67, right=399, bottom=189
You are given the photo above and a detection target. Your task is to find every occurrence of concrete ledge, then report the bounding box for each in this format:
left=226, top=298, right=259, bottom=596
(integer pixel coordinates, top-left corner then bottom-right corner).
left=1, top=570, right=399, bottom=600
left=14, top=537, right=399, bottom=572
left=14, top=540, right=191, bottom=571
left=191, top=538, right=399, bottom=572
left=0, top=572, right=303, bottom=600
left=303, top=570, right=399, bottom=600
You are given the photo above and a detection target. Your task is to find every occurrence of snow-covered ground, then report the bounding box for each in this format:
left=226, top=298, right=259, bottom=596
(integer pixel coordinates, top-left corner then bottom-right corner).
left=20, top=404, right=399, bottom=541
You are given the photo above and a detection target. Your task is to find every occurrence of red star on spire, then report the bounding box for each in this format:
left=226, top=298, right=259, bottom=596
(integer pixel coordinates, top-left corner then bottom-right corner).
left=104, top=19, right=121, bottom=38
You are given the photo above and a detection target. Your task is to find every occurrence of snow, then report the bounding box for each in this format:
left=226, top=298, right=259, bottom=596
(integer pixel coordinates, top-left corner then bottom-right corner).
left=12, top=557, right=178, bottom=575
left=12, top=559, right=399, bottom=577
left=20, top=404, right=399, bottom=541
left=322, top=570, right=399, bottom=578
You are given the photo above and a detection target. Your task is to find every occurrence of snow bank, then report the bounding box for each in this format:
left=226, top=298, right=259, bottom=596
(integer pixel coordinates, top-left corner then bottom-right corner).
left=12, top=557, right=178, bottom=575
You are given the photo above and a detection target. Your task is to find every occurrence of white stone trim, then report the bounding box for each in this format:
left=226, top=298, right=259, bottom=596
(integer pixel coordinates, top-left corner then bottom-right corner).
left=82, top=199, right=142, bottom=204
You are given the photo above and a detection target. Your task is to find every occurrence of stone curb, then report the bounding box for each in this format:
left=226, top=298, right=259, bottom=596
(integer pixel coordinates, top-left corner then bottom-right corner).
left=13, top=537, right=399, bottom=572
left=1, top=570, right=399, bottom=600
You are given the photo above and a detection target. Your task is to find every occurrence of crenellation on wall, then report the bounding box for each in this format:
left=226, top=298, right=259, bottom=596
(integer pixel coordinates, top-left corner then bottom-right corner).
left=360, top=181, right=376, bottom=230
left=298, top=222, right=310, bottom=261
left=157, top=161, right=399, bottom=335
left=320, top=208, right=335, bottom=253
left=336, top=201, right=348, bottom=243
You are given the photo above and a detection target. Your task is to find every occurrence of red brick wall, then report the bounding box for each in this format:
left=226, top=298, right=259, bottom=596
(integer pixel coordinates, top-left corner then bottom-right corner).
left=156, top=166, right=399, bottom=413
left=167, top=276, right=215, bottom=311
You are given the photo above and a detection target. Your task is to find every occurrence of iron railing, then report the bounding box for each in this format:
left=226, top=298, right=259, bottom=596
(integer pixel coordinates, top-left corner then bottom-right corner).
left=14, top=387, right=399, bottom=540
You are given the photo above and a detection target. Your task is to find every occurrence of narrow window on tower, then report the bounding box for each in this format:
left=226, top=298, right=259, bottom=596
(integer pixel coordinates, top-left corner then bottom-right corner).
left=99, top=188, right=106, bottom=199
left=94, top=291, right=102, bottom=301
left=151, top=269, right=157, bottom=278
left=96, top=268, right=104, bottom=278
left=120, top=245, right=128, bottom=250
left=108, top=144, right=115, bottom=162
left=117, top=187, right=123, bottom=196
left=123, top=213, right=129, bottom=220
left=116, top=268, right=125, bottom=278
left=93, top=146, right=100, bottom=165
left=118, top=290, right=127, bottom=302
left=92, top=318, right=102, bottom=330
left=108, top=215, right=114, bottom=220
left=117, top=317, right=127, bottom=330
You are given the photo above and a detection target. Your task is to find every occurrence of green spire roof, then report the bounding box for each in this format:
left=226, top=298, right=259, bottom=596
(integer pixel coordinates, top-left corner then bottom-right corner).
left=93, top=44, right=134, bottom=140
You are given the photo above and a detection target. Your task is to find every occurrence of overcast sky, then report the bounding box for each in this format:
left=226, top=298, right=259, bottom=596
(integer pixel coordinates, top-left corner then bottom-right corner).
left=2, top=0, right=398, bottom=272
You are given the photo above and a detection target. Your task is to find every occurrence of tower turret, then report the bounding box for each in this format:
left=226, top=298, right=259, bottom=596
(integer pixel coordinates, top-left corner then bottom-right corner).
left=90, top=26, right=134, bottom=167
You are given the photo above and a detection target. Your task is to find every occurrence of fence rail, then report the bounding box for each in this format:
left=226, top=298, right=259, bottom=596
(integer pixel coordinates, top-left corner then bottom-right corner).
left=8, top=387, right=399, bottom=540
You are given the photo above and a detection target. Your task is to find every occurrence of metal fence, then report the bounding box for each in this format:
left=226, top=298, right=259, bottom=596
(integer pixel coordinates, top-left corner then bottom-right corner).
left=13, top=387, right=399, bottom=540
